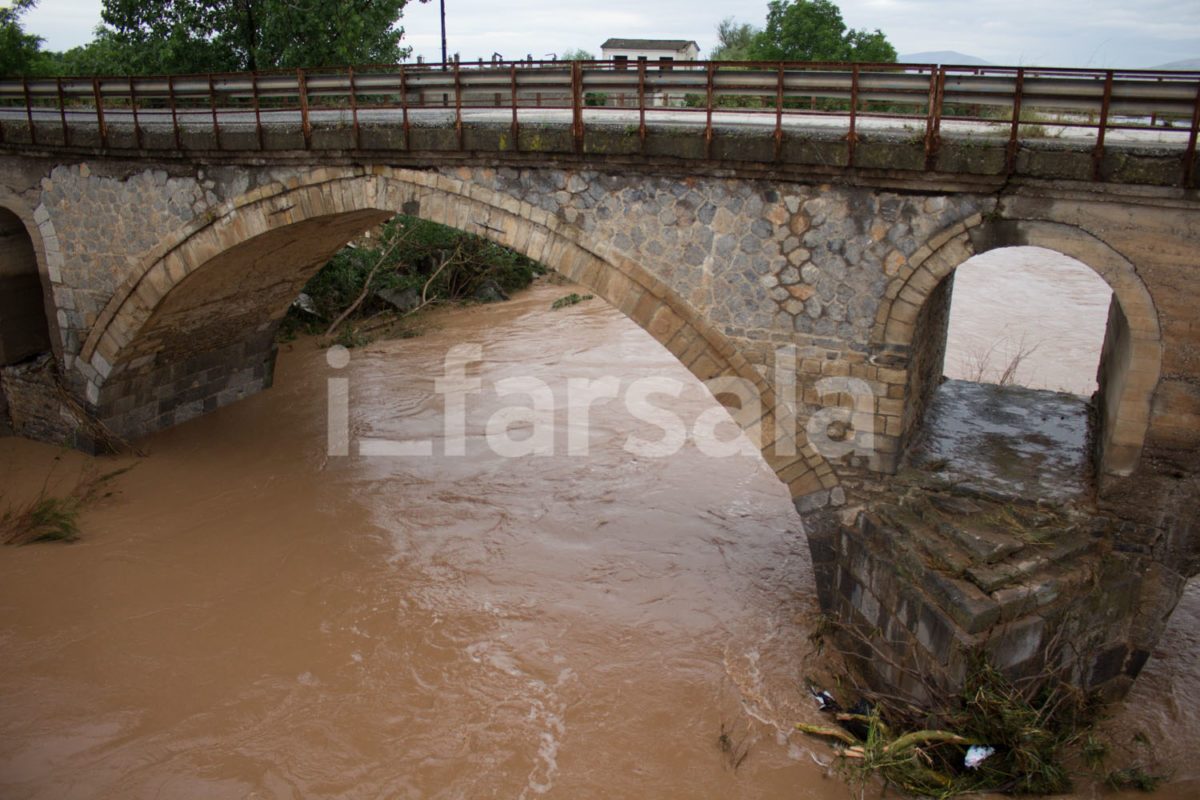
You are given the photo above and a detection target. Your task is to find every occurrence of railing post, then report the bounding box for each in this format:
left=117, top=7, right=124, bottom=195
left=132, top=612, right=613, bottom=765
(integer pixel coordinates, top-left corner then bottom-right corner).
left=923, top=67, right=945, bottom=171
left=704, top=62, right=715, bottom=160
left=92, top=77, right=108, bottom=149
left=1006, top=68, right=1026, bottom=176
left=56, top=77, right=69, bottom=146
left=637, top=58, right=647, bottom=154
left=167, top=75, right=182, bottom=150
left=1183, top=78, right=1200, bottom=188
left=571, top=59, right=584, bottom=155
left=348, top=66, right=361, bottom=150
left=454, top=59, right=463, bottom=150
left=207, top=73, right=222, bottom=149
left=21, top=77, right=37, bottom=145
left=297, top=69, right=312, bottom=149
left=775, top=64, right=785, bottom=162
left=129, top=76, right=143, bottom=149
left=846, top=64, right=859, bottom=166
left=251, top=72, right=264, bottom=150
left=510, top=64, right=520, bottom=152
left=400, top=65, right=411, bottom=151
left=1092, top=70, right=1114, bottom=181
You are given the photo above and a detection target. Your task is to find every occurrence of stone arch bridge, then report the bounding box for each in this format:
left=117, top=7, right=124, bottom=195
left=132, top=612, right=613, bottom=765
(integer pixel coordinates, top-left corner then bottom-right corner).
left=2, top=81, right=1199, bottom=704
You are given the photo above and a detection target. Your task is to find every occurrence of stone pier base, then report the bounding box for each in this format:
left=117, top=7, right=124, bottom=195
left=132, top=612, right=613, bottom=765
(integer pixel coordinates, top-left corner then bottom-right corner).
left=804, top=484, right=1185, bottom=706
left=0, top=355, right=88, bottom=448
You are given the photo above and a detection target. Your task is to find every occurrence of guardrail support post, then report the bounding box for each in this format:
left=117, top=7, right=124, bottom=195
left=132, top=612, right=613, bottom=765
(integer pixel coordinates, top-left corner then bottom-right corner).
left=348, top=67, right=361, bottom=150
left=1006, top=68, right=1025, bottom=176
left=775, top=65, right=785, bottom=162
left=510, top=64, right=520, bottom=152
left=705, top=62, right=715, bottom=160
left=923, top=67, right=944, bottom=171
left=56, top=77, right=68, bottom=146
left=637, top=60, right=647, bottom=154
left=208, top=74, right=223, bottom=149
left=454, top=60, right=464, bottom=150
left=1183, top=80, right=1200, bottom=188
left=297, top=69, right=312, bottom=149
left=129, top=77, right=143, bottom=149
left=846, top=64, right=859, bottom=166
left=92, top=77, right=107, bottom=149
left=571, top=60, right=584, bottom=155
left=22, top=78, right=36, bottom=146
left=1091, top=71, right=1114, bottom=181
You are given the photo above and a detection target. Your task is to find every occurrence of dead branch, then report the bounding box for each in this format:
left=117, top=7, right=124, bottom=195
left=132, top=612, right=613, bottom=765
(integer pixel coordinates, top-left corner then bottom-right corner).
left=323, top=231, right=408, bottom=337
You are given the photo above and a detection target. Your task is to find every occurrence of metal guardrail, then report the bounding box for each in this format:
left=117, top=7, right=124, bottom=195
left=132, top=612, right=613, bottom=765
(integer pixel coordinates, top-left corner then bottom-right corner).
left=2, top=60, right=1199, bottom=184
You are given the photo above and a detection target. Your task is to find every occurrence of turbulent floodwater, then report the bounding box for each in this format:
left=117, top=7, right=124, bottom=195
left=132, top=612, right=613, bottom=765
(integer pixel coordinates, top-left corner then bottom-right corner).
left=944, top=246, right=1113, bottom=396
left=0, top=267, right=1196, bottom=799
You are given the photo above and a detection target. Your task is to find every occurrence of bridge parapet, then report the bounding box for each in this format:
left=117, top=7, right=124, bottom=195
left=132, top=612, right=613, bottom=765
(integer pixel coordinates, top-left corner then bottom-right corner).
left=2, top=61, right=1199, bottom=187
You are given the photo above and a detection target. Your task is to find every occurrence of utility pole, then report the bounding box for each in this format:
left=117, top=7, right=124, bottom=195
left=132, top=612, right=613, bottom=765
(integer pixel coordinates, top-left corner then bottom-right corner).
left=440, top=0, right=448, bottom=68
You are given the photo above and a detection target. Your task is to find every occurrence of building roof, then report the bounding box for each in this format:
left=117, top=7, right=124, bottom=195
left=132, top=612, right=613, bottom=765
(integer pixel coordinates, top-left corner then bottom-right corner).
left=600, top=39, right=699, bottom=52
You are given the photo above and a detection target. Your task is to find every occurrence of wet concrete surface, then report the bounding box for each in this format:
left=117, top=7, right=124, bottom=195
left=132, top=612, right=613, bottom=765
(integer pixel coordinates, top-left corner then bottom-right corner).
left=904, top=379, right=1093, bottom=506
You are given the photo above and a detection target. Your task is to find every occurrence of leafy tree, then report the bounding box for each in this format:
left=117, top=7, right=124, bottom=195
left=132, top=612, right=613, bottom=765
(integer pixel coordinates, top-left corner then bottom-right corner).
left=748, top=0, right=896, bottom=63
left=710, top=17, right=758, bottom=61
left=559, top=48, right=595, bottom=61
left=35, top=36, right=129, bottom=76
left=0, top=0, right=45, bottom=75
left=97, top=0, right=427, bottom=74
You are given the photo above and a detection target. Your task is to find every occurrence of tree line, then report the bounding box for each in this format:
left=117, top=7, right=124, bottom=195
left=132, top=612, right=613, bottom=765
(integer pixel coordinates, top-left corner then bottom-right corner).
left=1, top=0, right=426, bottom=76
left=1, top=0, right=896, bottom=77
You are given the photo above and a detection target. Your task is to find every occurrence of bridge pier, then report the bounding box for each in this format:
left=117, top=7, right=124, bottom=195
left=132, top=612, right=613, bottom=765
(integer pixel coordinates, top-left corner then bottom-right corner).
left=804, top=482, right=1188, bottom=705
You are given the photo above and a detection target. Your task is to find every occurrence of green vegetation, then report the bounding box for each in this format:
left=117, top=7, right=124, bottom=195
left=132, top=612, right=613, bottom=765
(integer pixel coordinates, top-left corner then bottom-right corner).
left=797, top=654, right=1137, bottom=798
left=550, top=292, right=593, bottom=310
left=0, top=0, right=45, bottom=75
left=559, top=48, right=594, bottom=61
left=748, top=1, right=897, bottom=63
left=278, top=215, right=546, bottom=345
left=2, top=460, right=133, bottom=545
left=710, top=18, right=758, bottom=61
left=0, top=0, right=422, bottom=76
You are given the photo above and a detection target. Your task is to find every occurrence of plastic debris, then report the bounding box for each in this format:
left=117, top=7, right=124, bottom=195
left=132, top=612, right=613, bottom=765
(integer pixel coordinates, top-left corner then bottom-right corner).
left=809, top=686, right=841, bottom=712
left=965, top=745, right=996, bottom=769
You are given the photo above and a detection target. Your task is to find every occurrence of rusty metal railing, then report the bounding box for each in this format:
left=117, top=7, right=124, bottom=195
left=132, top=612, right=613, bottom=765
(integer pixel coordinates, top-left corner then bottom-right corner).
left=2, top=60, right=1198, bottom=185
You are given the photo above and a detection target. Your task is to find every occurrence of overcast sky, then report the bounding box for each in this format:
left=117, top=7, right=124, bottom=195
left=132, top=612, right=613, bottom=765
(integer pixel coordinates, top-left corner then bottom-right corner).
left=10, top=0, right=1200, bottom=69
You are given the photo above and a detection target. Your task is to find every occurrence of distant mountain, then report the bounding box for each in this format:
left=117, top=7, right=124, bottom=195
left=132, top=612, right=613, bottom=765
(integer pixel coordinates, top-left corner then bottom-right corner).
left=899, top=50, right=991, bottom=66
left=1154, top=58, right=1200, bottom=70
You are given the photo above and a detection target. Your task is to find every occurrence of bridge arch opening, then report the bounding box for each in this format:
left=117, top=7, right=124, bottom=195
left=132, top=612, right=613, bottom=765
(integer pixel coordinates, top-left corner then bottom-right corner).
left=904, top=246, right=1114, bottom=500
left=81, top=170, right=824, bottom=504
left=884, top=219, right=1162, bottom=492
left=0, top=207, right=52, bottom=366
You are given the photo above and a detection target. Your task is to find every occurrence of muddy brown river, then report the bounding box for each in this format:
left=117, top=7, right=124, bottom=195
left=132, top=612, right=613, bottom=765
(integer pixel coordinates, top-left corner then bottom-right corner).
left=1, top=268, right=1196, bottom=799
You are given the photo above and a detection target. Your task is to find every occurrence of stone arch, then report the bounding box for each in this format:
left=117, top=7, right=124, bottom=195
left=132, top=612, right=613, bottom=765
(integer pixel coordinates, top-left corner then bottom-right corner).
left=874, top=216, right=1161, bottom=479
left=79, top=166, right=833, bottom=503
left=0, top=197, right=57, bottom=365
